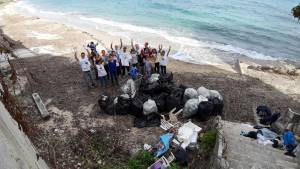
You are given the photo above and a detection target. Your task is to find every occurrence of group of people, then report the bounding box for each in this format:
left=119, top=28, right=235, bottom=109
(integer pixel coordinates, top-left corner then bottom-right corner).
left=74, top=39, right=171, bottom=88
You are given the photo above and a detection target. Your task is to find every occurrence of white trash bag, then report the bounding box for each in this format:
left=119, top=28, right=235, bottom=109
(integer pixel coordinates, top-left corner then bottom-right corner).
left=121, top=79, right=136, bottom=96
left=197, top=86, right=210, bottom=98
left=209, top=90, right=223, bottom=101
left=143, top=99, right=158, bottom=115
left=198, top=95, right=208, bottom=103
left=183, top=88, right=198, bottom=102
left=149, top=74, right=160, bottom=83
left=183, top=99, right=200, bottom=118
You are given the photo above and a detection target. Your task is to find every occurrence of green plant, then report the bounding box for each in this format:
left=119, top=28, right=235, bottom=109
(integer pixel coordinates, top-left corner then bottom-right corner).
left=127, top=151, right=155, bottom=169
left=200, top=128, right=218, bottom=153
left=292, top=4, right=300, bottom=20
left=169, top=163, right=188, bottom=169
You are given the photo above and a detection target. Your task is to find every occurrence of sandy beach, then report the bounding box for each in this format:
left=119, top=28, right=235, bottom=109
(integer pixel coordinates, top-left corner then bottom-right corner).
left=1, top=1, right=300, bottom=168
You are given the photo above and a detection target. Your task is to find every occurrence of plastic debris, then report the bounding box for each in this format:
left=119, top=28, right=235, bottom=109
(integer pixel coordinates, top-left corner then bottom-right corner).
left=143, top=99, right=158, bottom=115
left=177, top=121, right=202, bottom=149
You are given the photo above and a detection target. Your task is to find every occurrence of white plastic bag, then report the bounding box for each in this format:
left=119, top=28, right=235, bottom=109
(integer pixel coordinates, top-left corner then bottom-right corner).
left=197, top=86, right=210, bottom=98
left=149, top=74, right=160, bottom=83
left=209, top=90, right=223, bottom=101
left=121, top=79, right=136, bottom=96
left=183, top=88, right=198, bottom=102
left=183, top=99, right=200, bottom=118
left=143, top=99, right=158, bottom=115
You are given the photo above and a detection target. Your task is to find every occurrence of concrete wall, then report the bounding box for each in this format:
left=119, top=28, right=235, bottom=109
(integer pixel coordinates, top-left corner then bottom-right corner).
left=0, top=101, right=49, bottom=169
left=210, top=116, right=229, bottom=169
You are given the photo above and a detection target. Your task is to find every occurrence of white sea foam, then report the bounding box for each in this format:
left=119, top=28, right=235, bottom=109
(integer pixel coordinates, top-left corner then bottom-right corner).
left=27, top=31, right=62, bottom=40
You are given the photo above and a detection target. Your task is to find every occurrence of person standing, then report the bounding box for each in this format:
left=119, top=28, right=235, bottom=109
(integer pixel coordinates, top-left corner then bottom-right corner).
left=95, top=59, right=108, bottom=88
left=160, top=46, right=171, bottom=75
left=130, top=48, right=138, bottom=67
left=119, top=46, right=131, bottom=76
left=111, top=39, right=123, bottom=76
left=144, top=57, right=152, bottom=80
left=108, top=54, right=119, bottom=86
left=74, top=48, right=95, bottom=88
left=101, top=50, right=110, bottom=80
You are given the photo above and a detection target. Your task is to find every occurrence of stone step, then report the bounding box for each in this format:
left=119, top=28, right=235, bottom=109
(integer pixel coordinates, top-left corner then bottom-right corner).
left=224, top=132, right=297, bottom=163
left=227, top=151, right=298, bottom=169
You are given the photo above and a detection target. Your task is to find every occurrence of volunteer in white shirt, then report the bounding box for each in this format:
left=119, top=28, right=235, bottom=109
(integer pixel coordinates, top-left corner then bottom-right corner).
left=119, top=46, right=132, bottom=76
left=95, top=60, right=108, bottom=88
left=159, top=46, right=171, bottom=75
left=74, top=48, right=95, bottom=88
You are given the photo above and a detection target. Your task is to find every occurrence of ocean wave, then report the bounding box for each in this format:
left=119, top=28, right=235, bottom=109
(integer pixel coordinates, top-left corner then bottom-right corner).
left=14, top=0, right=278, bottom=62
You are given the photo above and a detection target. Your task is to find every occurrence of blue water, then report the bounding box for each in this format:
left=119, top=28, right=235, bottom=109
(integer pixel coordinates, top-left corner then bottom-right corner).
left=15, top=0, right=300, bottom=63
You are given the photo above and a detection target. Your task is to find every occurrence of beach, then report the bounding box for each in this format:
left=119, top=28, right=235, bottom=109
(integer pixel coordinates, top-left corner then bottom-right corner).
left=1, top=1, right=300, bottom=168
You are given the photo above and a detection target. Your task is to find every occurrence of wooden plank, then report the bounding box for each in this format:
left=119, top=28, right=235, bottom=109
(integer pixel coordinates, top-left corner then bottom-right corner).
left=32, top=93, right=50, bottom=120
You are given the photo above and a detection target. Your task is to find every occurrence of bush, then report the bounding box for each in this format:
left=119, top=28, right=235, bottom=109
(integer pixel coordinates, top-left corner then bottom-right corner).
left=128, top=151, right=155, bottom=169
left=292, top=4, right=300, bottom=20
left=200, top=128, right=218, bottom=153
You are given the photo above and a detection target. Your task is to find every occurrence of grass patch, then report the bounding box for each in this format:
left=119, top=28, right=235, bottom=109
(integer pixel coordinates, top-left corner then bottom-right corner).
left=128, top=151, right=155, bottom=169
left=200, top=128, right=218, bottom=154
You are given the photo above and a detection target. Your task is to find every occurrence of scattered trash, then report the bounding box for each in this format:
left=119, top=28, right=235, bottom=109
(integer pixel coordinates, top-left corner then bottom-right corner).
left=155, top=133, right=174, bottom=157
left=89, top=129, right=96, bottom=134
left=177, top=121, right=202, bottom=149
left=144, top=144, right=152, bottom=151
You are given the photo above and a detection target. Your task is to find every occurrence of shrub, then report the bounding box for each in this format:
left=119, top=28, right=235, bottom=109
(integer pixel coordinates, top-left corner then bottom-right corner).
left=292, top=4, right=300, bottom=20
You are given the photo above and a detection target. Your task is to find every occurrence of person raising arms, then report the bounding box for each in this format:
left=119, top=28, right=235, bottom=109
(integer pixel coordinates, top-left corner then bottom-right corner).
left=111, top=39, right=123, bottom=76
left=119, top=46, right=132, bottom=76
left=159, top=45, right=171, bottom=75
left=74, top=47, right=96, bottom=89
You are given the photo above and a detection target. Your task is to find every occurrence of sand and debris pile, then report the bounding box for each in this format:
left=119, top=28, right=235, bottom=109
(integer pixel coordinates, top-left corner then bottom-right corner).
left=98, top=73, right=224, bottom=127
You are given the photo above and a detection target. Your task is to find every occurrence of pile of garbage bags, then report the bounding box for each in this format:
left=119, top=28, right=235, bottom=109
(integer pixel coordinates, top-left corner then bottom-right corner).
left=98, top=73, right=224, bottom=127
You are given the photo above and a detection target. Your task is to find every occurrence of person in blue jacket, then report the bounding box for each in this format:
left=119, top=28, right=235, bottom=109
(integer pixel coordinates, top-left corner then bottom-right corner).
left=283, top=129, right=298, bottom=157
left=108, top=54, right=119, bottom=86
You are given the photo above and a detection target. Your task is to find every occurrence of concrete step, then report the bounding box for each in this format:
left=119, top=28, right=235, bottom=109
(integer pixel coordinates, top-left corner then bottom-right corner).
left=227, top=151, right=298, bottom=169
left=221, top=120, right=299, bottom=169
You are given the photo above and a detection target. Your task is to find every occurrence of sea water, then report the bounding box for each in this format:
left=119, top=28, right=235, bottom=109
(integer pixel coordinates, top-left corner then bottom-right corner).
left=14, top=0, right=300, bottom=64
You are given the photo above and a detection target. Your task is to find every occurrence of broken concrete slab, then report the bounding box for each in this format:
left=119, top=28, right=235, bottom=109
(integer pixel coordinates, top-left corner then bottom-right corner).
left=32, top=93, right=50, bottom=120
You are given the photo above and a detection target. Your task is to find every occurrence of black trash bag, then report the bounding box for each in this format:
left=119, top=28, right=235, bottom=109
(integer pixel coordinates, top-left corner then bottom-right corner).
left=115, top=95, right=132, bottom=115
left=134, top=113, right=161, bottom=128
left=172, top=147, right=188, bottom=166
left=159, top=83, right=175, bottom=94
left=165, top=88, right=184, bottom=112
left=256, top=105, right=272, bottom=117
left=197, top=101, right=214, bottom=121
left=210, top=97, right=224, bottom=116
left=179, top=84, right=188, bottom=90
left=129, top=93, right=150, bottom=117
left=260, top=112, right=281, bottom=125
left=152, top=92, right=168, bottom=113
left=158, top=72, right=173, bottom=84
left=140, top=82, right=161, bottom=95
left=105, top=102, right=115, bottom=115
left=98, top=94, right=111, bottom=110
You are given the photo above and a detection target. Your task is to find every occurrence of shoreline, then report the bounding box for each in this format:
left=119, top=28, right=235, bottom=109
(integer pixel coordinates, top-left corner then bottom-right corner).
left=0, top=1, right=299, bottom=102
